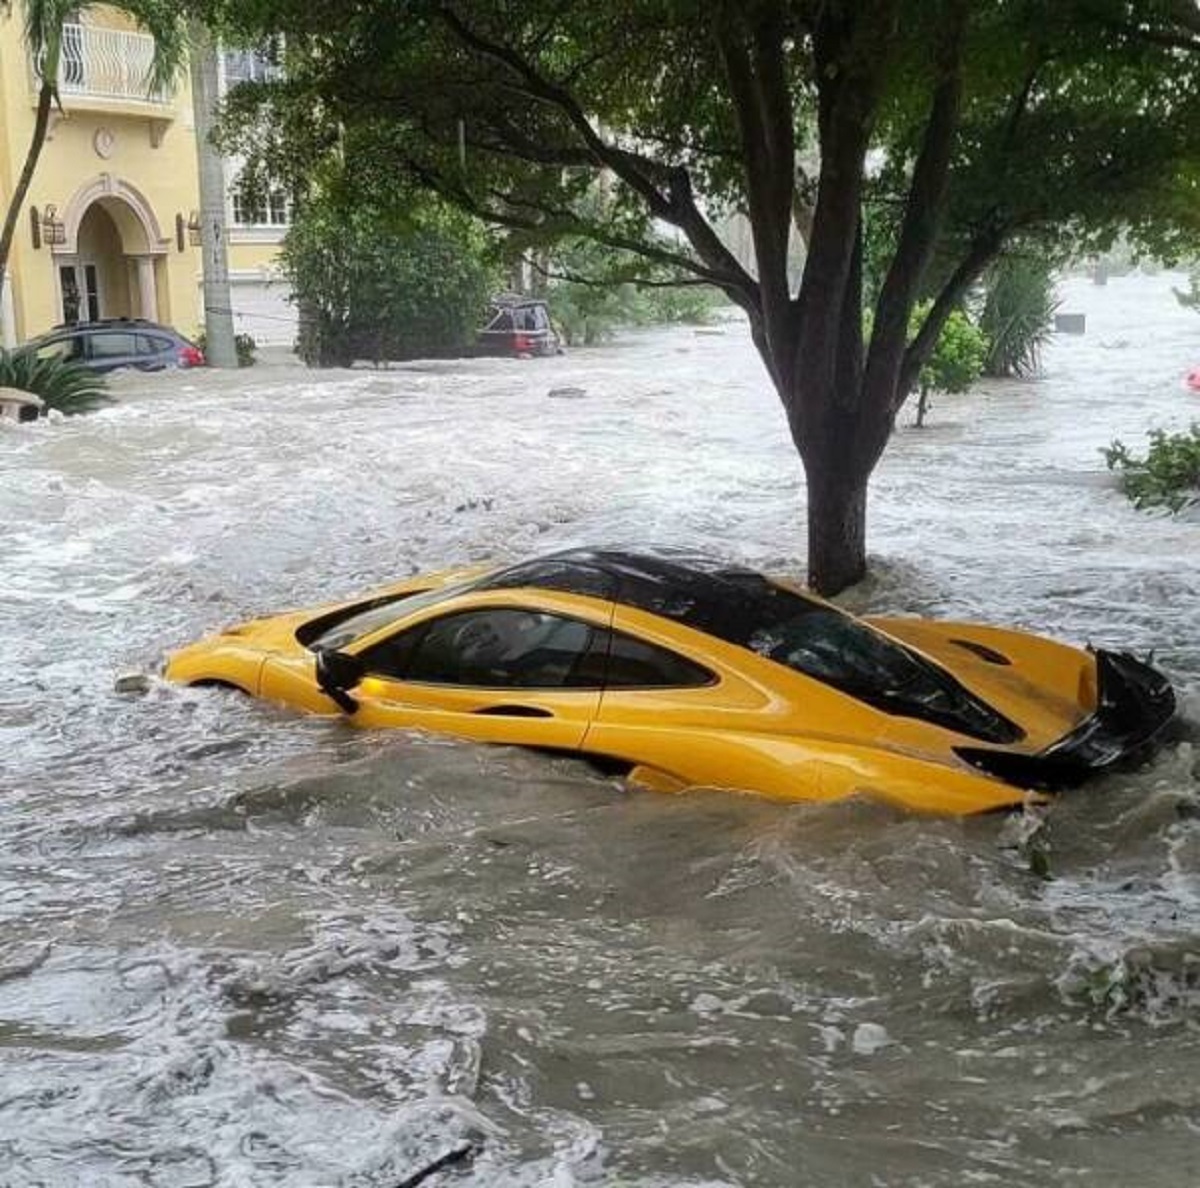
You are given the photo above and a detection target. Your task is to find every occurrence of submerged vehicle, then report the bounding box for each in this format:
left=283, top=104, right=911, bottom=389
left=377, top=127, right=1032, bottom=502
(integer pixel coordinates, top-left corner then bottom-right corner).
left=27, top=318, right=205, bottom=374
left=476, top=295, right=561, bottom=357
left=166, top=549, right=1175, bottom=814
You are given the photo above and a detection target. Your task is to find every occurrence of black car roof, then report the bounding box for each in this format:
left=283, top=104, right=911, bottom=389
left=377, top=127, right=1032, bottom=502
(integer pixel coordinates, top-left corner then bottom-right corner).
left=477, top=548, right=826, bottom=639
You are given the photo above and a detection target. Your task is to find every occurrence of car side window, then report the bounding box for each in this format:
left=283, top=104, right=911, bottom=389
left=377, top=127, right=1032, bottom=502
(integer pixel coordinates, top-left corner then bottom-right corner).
left=362, top=609, right=600, bottom=688
left=604, top=631, right=714, bottom=688
left=136, top=334, right=168, bottom=355
left=90, top=332, right=136, bottom=358
left=36, top=337, right=83, bottom=361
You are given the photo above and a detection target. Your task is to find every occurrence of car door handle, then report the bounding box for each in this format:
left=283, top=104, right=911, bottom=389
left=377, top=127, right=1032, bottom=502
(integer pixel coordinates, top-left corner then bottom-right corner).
left=473, top=704, right=554, bottom=718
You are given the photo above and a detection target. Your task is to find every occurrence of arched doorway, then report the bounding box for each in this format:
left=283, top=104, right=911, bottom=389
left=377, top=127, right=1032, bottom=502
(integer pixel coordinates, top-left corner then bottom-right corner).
left=54, top=177, right=169, bottom=325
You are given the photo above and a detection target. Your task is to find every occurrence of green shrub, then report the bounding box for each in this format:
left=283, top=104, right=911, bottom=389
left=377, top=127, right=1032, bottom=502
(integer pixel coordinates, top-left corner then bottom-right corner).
left=979, top=254, right=1060, bottom=377
left=0, top=347, right=110, bottom=416
left=195, top=330, right=258, bottom=367
left=914, top=306, right=988, bottom=425
left=548, top=279, right=637, bottom=346
left=283, top=197, right=499, bottom=367
left=1103, top=424, right=1200, bottom=512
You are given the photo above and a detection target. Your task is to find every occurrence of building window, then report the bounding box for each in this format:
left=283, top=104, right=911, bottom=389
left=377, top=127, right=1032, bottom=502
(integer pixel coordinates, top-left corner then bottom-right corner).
left=220, top=40, right=281, bottom=89
left=230, top=178, right=290, bottom=227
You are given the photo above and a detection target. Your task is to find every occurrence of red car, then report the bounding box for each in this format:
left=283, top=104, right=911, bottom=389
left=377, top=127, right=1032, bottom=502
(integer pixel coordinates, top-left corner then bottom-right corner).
left=476, top=296, right=561, bottom=357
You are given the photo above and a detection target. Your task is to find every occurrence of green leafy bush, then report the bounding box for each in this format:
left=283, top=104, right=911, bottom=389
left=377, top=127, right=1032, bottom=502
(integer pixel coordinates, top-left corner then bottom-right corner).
left=979, top=255, right=1060, bottom=377
left=913, top=306, right=988, bottom=426
left=0, top=347, right=110, bottom=416
left=1103, top=425, right=1200, bottom=512
left=195, top=330, right=258, bottom=367
left=283, top=197, right=500, bottom=367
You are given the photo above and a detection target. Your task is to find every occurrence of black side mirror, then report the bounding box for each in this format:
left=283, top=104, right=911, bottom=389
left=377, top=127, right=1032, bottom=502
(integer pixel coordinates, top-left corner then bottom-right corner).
left=315, top=648, right=366, bottom=714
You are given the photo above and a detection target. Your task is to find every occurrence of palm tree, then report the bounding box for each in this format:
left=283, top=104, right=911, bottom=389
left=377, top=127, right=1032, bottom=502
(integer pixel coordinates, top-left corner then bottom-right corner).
left=0, top=2, right=185, bottom=293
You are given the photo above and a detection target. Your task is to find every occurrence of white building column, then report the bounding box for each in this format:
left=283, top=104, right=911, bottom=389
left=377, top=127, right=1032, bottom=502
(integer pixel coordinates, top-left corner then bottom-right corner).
left=1, top=273, right=16, bottom=347
left=134, top=255, right=157, bottom=320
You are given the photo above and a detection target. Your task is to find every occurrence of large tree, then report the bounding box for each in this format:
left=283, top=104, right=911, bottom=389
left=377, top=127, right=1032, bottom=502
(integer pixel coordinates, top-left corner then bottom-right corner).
left=203, top=0, right=1200, bottom=593
left=0, top=2, right=184, bottom=293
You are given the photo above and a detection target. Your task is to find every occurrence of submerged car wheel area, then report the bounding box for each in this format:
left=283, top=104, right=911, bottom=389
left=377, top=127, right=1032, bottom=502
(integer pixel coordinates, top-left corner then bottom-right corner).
left=166, top=549, right=1176, bottom=814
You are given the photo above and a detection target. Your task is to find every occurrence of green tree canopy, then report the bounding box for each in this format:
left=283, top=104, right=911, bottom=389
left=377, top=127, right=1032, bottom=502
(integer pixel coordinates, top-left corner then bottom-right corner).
left=200, top=0, right=1200, bottom=592
left=282, top=192, right=499, bottom=365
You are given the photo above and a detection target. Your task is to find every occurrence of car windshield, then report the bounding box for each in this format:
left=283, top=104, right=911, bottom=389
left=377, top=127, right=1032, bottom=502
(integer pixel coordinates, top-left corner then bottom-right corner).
left=302, top=579, right=483, bottom=652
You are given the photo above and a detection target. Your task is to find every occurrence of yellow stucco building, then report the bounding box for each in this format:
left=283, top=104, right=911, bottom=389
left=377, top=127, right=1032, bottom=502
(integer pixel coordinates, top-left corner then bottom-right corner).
left=0, top=7, right=295, bottom=349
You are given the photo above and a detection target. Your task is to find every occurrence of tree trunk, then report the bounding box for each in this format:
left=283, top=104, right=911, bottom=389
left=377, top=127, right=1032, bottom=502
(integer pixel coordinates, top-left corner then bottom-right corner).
left=916, top=384, right=930, bottom=427
left=0, top=80, right=55, bottom=295
left=804, top=452, right=869, bottom=595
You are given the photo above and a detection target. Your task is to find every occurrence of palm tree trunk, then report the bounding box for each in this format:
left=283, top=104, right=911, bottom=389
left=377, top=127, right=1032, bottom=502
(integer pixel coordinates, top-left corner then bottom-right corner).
left=188, top=20, right=238, bottom=367
left=0, top=79, right=55, bottom=296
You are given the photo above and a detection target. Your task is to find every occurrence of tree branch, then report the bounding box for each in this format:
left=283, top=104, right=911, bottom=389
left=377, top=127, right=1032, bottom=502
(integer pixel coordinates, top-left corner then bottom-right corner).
left=523, top=256, right=714, bottom=289
left=434, top=4, right=759, bottom=302
left=718, top=8, right=794, bottom=333
left=791, top=4, right=894, bottom=402
left=897, top=229, right=1003, bottom=402
left=864, top=3, right=968, bottom=402
left=393, top=149, right=744, bottom=295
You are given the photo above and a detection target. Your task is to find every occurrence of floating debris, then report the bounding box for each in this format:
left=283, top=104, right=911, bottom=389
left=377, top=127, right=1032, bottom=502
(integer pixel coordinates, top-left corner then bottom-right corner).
left=113, top=671, right=152, bottom=695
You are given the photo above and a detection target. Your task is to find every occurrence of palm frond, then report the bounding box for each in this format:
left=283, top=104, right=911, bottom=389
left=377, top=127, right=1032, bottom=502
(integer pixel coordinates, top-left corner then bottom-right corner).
left=18, top=1, right=185, bottom=94
left=0, top=347, right=112, bottom=415
left=979, top=255, right=1061, bottom=378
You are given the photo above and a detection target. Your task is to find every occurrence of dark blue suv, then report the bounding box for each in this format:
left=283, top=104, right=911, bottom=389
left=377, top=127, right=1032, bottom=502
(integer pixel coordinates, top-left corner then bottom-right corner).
left=27, top=319, right=206, bottom=374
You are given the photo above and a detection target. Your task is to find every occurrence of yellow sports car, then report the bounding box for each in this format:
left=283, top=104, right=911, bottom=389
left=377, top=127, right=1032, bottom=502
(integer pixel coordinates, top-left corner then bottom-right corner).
left=166, top=549, right=1175, bottom=814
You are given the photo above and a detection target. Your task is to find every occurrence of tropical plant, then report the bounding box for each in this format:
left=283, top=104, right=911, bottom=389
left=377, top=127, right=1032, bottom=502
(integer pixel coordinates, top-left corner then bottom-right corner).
left=0, top=346, right=111, bottom=415
left=0, top=3, right=185, bottom=290
left=281, top=194, right=499, bottom=367
left=195, top=329, right=257, bottom=366
left=979, top=255, right=1060, bottom=378
left=914, top=307, right=988, bottom=427
left=1173, top=266, right=1200, bottom=312
left=1103, top=426, right=1200, bottom=513
left=204, top=0, right=1200, bottom=594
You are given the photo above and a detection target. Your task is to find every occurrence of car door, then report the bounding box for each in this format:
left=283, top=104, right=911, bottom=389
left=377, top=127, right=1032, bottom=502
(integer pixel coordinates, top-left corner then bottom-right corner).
left=134, top=332, right=170, bottom=371
left=581, top=610, right=829, bottom=797
left=87, top=330, right=138, bottom=373
left=350, top=605, right=607, bottom=749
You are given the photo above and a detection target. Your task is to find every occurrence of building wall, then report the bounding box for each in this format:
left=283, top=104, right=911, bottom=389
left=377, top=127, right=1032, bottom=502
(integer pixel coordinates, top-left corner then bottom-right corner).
left=0, top=7, right=289, bottom=347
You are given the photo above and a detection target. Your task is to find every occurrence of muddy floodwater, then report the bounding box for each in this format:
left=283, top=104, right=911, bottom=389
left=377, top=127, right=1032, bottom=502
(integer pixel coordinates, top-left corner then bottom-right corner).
left=1, top=273, right=1198, bottom=1186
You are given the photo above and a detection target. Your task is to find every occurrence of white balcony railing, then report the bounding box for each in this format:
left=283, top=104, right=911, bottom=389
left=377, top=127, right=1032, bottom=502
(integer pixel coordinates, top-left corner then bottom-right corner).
left=50, top=23, right=171, bottom=105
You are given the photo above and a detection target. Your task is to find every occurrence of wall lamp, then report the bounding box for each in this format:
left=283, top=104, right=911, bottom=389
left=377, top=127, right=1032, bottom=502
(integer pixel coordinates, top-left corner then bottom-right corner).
left=30, top=204, right=65, bottom=249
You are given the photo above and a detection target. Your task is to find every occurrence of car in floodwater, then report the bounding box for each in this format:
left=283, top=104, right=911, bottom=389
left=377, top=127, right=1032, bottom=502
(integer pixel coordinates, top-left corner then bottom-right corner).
left=165, top=548, right=1176, bottom=814
left=475, top=295, right=561, bottom=357
left=27, top=318, right=205, bottom=374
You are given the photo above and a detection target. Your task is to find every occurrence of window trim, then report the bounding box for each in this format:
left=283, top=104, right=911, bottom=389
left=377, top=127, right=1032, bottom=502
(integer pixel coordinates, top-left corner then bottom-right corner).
left=360, top=605, right=607, bottom=691
left=599, top=627, right=719, bottom=692
left=358, top=604, right=717, bottom=693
